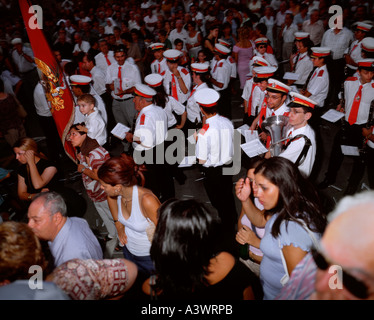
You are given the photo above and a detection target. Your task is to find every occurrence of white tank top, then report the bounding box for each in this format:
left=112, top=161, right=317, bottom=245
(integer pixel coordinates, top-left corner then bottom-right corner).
left=117, top=185, right=152, bottom=256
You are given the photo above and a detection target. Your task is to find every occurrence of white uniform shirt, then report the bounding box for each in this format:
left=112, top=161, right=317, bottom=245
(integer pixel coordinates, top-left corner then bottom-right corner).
left=85, top=109, right=107, bottom=146
left=164, top=96, right=186, bottom=128
left=227, top=55, right=237, bottom=78
left=344, top=78, right=374, bottom=125
left=306, top=64, right=329, bottom=107
left=133, top=104, right=168, bottom=151
left=163, top=66, right=191, bottom=104
left=195, top=114, right=234, bottom=167
left=105, top=61, right=142, bottom=100
left=150, top=57, right=168, bottom=76
left=11, top=46, right=36, bottom=73
left=293, top=51, right=314, bottom=85
left=186, top=82, right=208, bottom=123
left=250, top=85, right=266, bottom=117
left=345, top=39, right=363, bottom=71
left=94, top=51, right=116, bottom=73
left=253, top=51, right=278, bottom=68
left=280, top=124, right=316, bottom=177
left=266, top=102, right=290, bottom=118
left=73, top=40, right=90, bottom=54
left=33, top=82, right=52, bottom=117
left=211, top=58, right=231, bottom=91
left=90, top=66, right=106, bottom=95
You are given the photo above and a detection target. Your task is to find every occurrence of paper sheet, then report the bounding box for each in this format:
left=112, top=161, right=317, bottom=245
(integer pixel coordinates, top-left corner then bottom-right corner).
left=111, top=123, right=130, bottom=140
left=321, top=109, right=345, bottom=123
left=341, top=145, right=360, bottom=156
left=187, top=134, right=196, bottom=145
left=178, top=155, right=197, bottom=167
left=236, top=124, right=250, bottom=136
left=244, top=130, right=259, bottom=143
left=241, top=139, right=268, bottom=157
left=283, top=72, right=299, bottom=81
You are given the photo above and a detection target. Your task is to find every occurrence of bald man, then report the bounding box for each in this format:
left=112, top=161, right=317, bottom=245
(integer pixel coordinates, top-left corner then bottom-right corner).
left=276, top=190, right=374, bottom=300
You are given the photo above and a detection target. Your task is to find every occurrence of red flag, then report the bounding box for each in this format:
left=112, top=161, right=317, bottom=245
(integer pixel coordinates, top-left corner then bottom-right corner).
left=19, top=0, right=76, bottom=161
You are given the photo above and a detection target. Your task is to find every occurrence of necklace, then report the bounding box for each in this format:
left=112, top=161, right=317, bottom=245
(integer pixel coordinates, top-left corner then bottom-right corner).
left=122, top=197, right=132, bottom=208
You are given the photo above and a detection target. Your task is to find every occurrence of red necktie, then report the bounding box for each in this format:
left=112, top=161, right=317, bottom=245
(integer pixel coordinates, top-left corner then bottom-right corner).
left=105, top=54, right=111, bottom=66
left=348, top=85, right=363, bottom=125
left=286, top=130, right=292, bottom=145
left=171, top=74, right=178, bottom=100
left=158, top=63, right=160, bottom=74
left=118, top=66, right=124, bottom=98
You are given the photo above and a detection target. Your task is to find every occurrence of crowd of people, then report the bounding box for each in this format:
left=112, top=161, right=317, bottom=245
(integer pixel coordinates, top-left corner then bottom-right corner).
left=0, top=0, right=374, bottom=301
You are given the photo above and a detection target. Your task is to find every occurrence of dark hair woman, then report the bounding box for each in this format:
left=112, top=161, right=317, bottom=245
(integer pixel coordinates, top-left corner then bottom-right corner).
left=146, top=198, right=263, bottom=300
left=235, top=157, right=326, bottom=300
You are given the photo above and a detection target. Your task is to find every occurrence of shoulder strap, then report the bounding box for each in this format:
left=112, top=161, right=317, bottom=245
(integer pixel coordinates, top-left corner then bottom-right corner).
left=283, top=134, right=312, bottom=167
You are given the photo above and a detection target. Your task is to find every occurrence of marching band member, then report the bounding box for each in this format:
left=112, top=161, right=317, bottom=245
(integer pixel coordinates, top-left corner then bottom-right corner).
left=279, top=92, right=317, bottom=177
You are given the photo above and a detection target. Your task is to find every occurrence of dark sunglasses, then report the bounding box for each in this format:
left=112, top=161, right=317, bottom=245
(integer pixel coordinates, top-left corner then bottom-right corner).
left=311, top=248, right=369, bottom=299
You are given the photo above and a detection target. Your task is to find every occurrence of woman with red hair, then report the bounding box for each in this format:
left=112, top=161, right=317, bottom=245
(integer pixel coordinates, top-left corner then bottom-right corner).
left=97, top=153, right=160, bottom=278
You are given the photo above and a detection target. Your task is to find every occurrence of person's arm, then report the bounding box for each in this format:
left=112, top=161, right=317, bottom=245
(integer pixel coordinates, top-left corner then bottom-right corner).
left=175, top=111, right=187, bottom=129
left=235, top=177, right=267, bottom=227
left=141, top=192, right=161, bottom=226
left=17, top=174, right=34, bottom=201
left=107, top=195, right=127, bottom=245
left=282, top=244, right=308, bottom=275
left=25, top=151, right=57, bottom=190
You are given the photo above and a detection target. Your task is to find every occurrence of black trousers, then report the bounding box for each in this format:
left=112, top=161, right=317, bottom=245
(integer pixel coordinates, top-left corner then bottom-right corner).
left=325, top=121, right=365, bottom=188
left=133, top=144, right=175, bottom=204
left=202, top=164, right=237, bottom=239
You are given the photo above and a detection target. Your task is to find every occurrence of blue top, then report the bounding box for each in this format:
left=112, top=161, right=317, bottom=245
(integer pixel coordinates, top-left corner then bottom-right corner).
left=259, top=213, right=321, bottom=300
left=49, top=217, right=103, bottom=267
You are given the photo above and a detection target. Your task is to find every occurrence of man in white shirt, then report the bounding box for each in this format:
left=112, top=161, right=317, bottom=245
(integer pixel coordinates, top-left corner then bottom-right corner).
left=125, top=84, right=174, bottom=203
left=11, top=38, right=39, bottom=115
left=344, top=22, right=372, bottom=77
left=168, top=20, right=188, bottom=50
left=281, top=13, right=298, bottom=72
left=194, top=88, right=237, bottom=241
left=106, top=46, right=142, bottom=153
left=28, top=192, right=103, bottom=267
left=94, top=39, right=116, bottom=73
left=210, top=43, right=232, bottom=119
left=302, top=10, right=324, bottom=46
left=73, top=32, right=90, bottom=56
left=321, top=26, right=354, bottom=106
left=318, top=59, right=374, bottom=195
left=279, top=92, right=317, bottom=177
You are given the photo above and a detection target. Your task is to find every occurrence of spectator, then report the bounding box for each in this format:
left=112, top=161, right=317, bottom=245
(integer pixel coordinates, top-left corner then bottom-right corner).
left=302, top=10, right=325, bottom=47
left=27, top=192, right=103, bottom=267
left=0, top=78, right=26, bottom=147
left=235, top=157, right=326, bottom=299
left=0, top=221, right=69, bottom=300
left=47, top=258, right=138, bottom=300
left=97, top=154, right=160, bottom=277
left=72, top=32, right=91, bottom=56
left=233, top=25, right=254, bottom=90
left=67, top=124, right=118, bottom=248
left=146, top=198, right=263, bottom=300
left=168, top=19, right=188, bottom=50
left=280, top=13, right=298, bottom=71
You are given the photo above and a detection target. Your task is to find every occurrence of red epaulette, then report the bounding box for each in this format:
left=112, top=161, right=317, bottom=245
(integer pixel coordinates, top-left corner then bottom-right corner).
left=283, top=111, right=290, bottom=117
left=160, top=71, right=166, bottom=76
left=346, top=77, right=358, bottom=81
left=228, top=56, right=235, bottom=63
left=372, top=83, right=374, bottom=88
left=199, top=124, right=209, bottom=135
left=152, top=59, right=157, bottom=64
left=181, top=68, right=189, bottom=75
left=218, top=61, right=224, bottom=67
left=317, top=70, right=324, bottom=77
left=140, top=113, right=146, bottom=125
